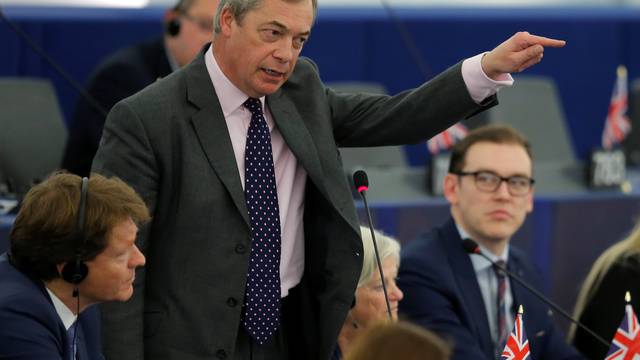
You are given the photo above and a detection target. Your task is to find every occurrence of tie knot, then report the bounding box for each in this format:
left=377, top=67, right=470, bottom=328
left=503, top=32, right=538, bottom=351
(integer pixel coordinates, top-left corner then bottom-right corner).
left=243, top=97, right=263, bottom=116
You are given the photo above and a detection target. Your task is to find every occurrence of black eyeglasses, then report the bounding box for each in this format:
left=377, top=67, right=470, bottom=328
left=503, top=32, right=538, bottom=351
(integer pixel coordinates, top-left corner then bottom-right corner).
left=453, top=170, right=534, bottom=197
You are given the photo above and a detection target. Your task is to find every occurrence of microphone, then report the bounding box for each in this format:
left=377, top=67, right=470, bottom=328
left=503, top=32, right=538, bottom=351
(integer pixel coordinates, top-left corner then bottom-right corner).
left=353, top=170, right=392, bottom=320
left=462, top=239, right=610, bottom=348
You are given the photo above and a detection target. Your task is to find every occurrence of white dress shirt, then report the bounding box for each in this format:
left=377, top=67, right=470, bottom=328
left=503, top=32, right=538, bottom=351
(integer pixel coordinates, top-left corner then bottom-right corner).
left=45, top=286, right=77, bottom=330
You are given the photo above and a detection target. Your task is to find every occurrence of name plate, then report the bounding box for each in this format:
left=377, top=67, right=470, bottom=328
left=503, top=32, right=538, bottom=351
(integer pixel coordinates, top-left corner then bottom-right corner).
left=589, top=149, right=626, bottom=188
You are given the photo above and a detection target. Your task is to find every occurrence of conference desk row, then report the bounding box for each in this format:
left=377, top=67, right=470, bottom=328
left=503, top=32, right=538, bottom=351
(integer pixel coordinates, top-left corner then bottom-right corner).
left=3, top=6, right=640, bottom=163
left=1, top=188, right=639, bottom=332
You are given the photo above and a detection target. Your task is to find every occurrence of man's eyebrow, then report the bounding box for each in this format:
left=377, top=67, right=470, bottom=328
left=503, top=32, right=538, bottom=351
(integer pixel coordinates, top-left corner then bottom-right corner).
left=264, top=21, right=311, bottom=36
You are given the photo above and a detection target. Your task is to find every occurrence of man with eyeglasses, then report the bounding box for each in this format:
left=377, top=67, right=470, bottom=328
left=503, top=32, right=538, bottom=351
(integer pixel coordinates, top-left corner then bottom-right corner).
left=62, top=0, right=219, bottom=177
left=399, top=125, right=584, bottom=360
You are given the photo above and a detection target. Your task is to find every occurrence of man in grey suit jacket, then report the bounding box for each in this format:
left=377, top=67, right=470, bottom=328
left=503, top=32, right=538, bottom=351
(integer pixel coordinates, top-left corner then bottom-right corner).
left=92, top=0, right=566, bottom=358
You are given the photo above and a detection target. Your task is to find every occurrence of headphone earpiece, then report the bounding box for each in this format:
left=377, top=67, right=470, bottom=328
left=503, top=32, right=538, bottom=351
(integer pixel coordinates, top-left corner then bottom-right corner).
left=61, top=260, right=88, bottom=284
left=61, top=177, right=89, bottom=288
left=166, top=18, right=181, bottom=37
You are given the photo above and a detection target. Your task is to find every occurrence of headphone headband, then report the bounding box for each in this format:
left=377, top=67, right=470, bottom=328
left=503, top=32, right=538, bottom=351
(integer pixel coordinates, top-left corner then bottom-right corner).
left=60, top=177, right=89, bottom=285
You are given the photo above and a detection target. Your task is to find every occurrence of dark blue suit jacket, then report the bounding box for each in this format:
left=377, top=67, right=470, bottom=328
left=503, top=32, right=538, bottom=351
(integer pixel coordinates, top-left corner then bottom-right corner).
left=398, top=219, right=583, bottom=360
left=62, top=37, right=172, bottom=177
left=0, top=253, right=103, bottom=360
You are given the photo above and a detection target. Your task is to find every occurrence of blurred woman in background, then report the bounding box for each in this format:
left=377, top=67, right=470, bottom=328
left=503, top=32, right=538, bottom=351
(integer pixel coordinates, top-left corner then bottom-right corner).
left=332, top=226, right=404, bottom=359
left=570, top=220, right=640, bottom=359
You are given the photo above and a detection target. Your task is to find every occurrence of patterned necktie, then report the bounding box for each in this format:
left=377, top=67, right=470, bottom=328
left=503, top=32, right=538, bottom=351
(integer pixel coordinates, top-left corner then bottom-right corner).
left=494, top=260, right=508, bottom=356
left=242, top=97, right=282, bottom=345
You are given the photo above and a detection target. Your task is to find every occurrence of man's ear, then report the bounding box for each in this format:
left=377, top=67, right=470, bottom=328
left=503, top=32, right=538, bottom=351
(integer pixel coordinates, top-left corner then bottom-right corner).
left=219, top=6, right=235, bottom=36
left=443, top=173, right=459, bottom=205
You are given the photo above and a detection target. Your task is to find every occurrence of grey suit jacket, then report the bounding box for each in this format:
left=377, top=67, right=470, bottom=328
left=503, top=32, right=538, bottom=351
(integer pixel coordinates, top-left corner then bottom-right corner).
left=92, top=44, right=495, bottom=360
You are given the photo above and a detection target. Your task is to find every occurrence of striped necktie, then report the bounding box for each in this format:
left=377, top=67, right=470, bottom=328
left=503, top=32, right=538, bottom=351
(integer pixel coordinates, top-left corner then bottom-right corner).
left=494, top=260, right=508, bottom=356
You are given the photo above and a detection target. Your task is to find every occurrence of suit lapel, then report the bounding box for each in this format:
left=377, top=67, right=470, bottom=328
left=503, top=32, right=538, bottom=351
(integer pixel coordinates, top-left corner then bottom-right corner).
left=441, top=220, right=495, bottom=358
left=185, top=49, right=249, bottom=227
left=267, top=89, right=330, bottom=201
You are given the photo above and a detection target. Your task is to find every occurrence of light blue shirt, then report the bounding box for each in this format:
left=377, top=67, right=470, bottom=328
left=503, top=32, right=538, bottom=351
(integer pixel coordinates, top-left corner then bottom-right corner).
left=456, top=225, right=515, bottom=346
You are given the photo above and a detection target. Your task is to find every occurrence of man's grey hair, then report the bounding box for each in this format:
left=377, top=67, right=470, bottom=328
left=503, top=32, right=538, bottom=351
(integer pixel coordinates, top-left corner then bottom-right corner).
left=213, top=0, right=317, bottom=34
left=357, top=226, right=401, bottom=288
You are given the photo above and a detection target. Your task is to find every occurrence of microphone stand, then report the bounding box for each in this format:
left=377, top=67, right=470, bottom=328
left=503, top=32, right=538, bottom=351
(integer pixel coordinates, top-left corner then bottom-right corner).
left=354, top=170, right=393, bottom=320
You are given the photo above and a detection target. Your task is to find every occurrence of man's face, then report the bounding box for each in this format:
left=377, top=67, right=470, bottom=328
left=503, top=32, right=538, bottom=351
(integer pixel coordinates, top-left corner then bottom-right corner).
left=80, top=217, right=145, bottom=303
left=351, top=257, right=404, bottom=327
left=444, top=142, right=534, bottom=247
left=172, top=0, right=219, bottom=66
left=217, top=0, right=313, bottom=98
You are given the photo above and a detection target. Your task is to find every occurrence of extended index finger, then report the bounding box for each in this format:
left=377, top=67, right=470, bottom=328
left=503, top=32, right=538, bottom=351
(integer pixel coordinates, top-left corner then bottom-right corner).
left=526, top=33, right=566, bottom=48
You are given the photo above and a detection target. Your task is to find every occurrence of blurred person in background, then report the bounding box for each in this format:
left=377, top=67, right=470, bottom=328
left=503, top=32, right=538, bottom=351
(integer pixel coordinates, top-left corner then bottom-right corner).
left=345, top=321, right=451, bottom=360
left=0, top=172, right=149, bottom=359
left=333, top=226, right=404, bottom=359
left=570, top=220, right=640, bottom=359
left=399, top=125, right=583, bottom=359
left=62, top=0, right=219, bottom=176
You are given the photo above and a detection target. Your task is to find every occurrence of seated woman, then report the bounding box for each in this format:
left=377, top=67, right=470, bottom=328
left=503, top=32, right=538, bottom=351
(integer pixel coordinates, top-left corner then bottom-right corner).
left=332, top=226, right=404, bottom=359
left=570, top=221, right=640, bottom=359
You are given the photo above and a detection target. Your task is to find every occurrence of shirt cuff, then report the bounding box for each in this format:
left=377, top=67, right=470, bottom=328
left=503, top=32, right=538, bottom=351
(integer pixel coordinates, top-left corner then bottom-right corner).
left=461, top=52, right=514, bottom=104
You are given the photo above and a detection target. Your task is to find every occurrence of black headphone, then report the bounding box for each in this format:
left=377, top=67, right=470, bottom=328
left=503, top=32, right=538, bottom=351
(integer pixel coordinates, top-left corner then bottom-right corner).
left=166, top=18, right=181, bottom=37
left=60, top=177, right=89, bottom=286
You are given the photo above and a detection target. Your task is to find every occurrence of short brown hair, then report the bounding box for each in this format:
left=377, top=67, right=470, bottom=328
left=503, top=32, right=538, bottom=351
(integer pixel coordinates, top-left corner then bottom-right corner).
left=448, top=124, right=532, bottom=174
left=10, top=172, right=150, bottom=281
left=345, top=321, right=451, bottom=360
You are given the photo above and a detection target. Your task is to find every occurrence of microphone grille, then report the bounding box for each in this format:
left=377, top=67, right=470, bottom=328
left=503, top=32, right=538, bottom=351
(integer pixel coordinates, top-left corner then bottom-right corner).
left=462, top=239, right=480, bottom=254
left=353, top=170, right=369, bottom=188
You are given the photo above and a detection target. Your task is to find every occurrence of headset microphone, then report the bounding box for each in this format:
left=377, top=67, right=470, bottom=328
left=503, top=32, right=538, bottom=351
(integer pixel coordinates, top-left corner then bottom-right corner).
left=462, top=238, right=610, bottom=348
left=353, top=170, right=392, bottom=320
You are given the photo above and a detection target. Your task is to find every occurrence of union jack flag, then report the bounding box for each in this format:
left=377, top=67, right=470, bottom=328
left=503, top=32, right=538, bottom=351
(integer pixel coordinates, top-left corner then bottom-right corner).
left=427, top=123, right=468, bottom=155
left=605, top=301, right=640, bottom=359
left=501, top=305, right=530, bottom=360
left=602, top=65, right=631, bottom=150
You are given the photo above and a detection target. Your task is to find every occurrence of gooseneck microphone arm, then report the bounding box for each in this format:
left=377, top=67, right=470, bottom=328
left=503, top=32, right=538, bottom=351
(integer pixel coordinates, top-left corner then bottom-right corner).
left=353, top=170, right=392, bottom=320
left=0, top=6, right=108, bottom=118
left=462, top=239, right=610, bottom=348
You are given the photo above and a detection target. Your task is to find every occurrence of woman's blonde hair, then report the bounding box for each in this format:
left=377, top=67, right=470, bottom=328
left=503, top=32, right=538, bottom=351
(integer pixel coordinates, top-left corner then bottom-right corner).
left=569, top=220, right=640, bottom=340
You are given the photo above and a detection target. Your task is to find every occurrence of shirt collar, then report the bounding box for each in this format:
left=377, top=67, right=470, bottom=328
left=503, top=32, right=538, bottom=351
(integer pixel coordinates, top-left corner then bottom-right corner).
left=45, top=286, right=77, bottom=330
left=204, top=45, right=266, bottom=117
left=455, top=223, right=509, bottom=272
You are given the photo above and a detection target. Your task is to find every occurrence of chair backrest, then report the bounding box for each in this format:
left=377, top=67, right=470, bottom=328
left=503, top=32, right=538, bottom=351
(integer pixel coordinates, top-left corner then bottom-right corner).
left=0, top=78, right=67, bottom=195
left=469, top=76, right=587, bottom=194
left=479, top=75, right=576, bottom=163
